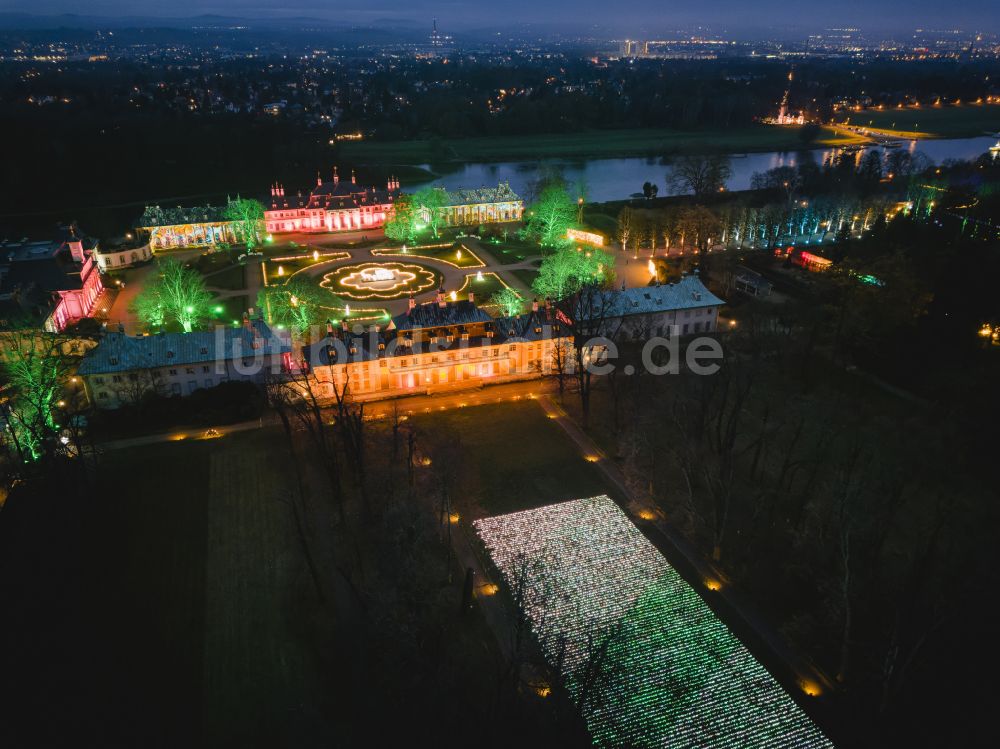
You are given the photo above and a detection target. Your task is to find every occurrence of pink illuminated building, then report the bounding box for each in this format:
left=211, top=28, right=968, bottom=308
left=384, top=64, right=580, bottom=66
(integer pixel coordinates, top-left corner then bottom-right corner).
left=265, top=167, right=400, bottom=235
left=0, top=226, right=104, bottom=332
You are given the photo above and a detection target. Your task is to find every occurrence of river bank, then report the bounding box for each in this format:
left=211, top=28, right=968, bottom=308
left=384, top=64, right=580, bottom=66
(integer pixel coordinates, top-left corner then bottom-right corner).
left=344, top=125, right=864, bottom=168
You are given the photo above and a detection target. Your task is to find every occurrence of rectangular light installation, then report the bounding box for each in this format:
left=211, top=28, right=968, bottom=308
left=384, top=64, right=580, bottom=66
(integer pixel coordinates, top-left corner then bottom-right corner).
left=473, top=496, right=833, bottom=748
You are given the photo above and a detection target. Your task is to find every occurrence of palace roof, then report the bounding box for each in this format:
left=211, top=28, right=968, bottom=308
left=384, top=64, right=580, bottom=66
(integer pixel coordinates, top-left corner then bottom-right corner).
left=576, top=276, right=724, bottom=321
left=443, top=181, right=521, bottom=206
left=302, top=305, right=565, bottom=368
left=78, top=320, right=290, bottom=375
left=138, top=204, right=229, bottom=228
left=392, top=298, right=493, bottom=332
left=266, top=176, right=398, bottom=213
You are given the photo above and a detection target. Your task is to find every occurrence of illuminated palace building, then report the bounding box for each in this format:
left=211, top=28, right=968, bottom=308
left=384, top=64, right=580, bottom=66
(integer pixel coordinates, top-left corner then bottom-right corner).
left=265, top=168, right=400, bottom=234
left=0, top=226, right=105, bottom=332
left=301, top=291, right=566, bottom=398
left=439, top=182, right=524, bottom=226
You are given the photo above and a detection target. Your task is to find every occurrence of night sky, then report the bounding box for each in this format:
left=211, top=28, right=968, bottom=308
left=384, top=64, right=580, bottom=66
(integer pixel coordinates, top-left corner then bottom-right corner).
left=4, top=1, right=999, bottom=34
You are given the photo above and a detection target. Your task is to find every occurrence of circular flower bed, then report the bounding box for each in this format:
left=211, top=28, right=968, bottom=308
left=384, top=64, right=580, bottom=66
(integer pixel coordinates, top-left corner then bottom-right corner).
left=319, top=261, right=440, bottom=300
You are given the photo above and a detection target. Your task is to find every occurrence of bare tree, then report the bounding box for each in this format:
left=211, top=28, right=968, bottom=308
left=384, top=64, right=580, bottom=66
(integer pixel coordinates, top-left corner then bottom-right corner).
left=665, top=154, right=732, bottom=197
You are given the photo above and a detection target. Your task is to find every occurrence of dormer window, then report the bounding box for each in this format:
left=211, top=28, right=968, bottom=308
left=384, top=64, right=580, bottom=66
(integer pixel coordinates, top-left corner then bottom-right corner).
left=109, top=356, right=118, bottom=365
left=199, top=346, right=208, bottom=355
left=378, top=342, right=385, bottom=351
left=534, top=326, right=542, bottom=334
left=166, top=350, right=175, bottom=359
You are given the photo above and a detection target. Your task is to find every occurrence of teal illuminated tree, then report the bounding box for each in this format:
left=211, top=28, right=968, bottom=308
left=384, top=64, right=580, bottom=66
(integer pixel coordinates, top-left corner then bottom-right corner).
left=259, top=275, right=340, bottom=339
left=225, top=197, right=266, bottom=249
left=533, top=245, right=614, bottom=301
left=384, top=194, right=419, bottom=243
left=525, top=184, right=577, bottom=247
left=132, top=259, right=213, bottom=333
left=490, top=287, right=524, bottom=317
left=411, top=187, right=447, bottom=238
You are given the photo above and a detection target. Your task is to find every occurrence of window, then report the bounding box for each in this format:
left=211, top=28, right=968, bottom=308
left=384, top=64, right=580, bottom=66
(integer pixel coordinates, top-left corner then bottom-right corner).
left=112, top=375, right=122, bottom=383
left=109, top=356, right=118, bottom=365
left=202, top=366, right=210, bottom=373
left=683, top=324, right=689, bottom=335
left=694, top=322, right=702, bottom=333
left=169, top=369, right=177, bottom=376
left=171, top=383, right=181, bottom=395
left=509, top=345, right=516, bottom=351
left=98, top=391, right=108, bottom=400
left=185, top=367, right=195, bottom=375
left=94, top=376, right=105, bottom=384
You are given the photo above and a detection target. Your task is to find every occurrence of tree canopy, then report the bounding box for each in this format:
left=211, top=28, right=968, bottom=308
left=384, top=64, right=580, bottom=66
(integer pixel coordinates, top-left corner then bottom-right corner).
left=524, top=184, right=577, bottom=247
left=132, top=259, right=214, bottom=333
left=532, top=245, right=614, bottom=301
left=489, top=287, right=524, bottom=318
left=225, top=197, right=266, bottom=249
left=259, top=275, right=340, bottom=339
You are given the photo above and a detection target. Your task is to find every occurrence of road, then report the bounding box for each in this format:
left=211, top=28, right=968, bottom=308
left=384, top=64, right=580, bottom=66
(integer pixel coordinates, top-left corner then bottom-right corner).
left=97, top=379, right=553, bottom=451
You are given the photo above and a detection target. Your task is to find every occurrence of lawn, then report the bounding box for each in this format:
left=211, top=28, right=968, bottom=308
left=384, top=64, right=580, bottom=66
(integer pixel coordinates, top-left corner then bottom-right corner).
left=840, top=103, right=1000, bottom=138
left=342, top=125, right=854, bottom=164
left=373, top=242, right=485, bottom=268
left=460, top=271, right=510, bottom=307
left=0, top=428, right=333, bottom=746
left=510, top=268, right=540, bottom=290
left=204, top=262, right=246, bottom=291
left=407, top=401, right=613, bottom=518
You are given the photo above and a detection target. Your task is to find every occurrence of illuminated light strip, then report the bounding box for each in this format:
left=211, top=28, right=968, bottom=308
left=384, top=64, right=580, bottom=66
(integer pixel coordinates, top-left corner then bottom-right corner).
left=474, top=496, right=833, bottom=749
left=269, top=251, right=351, bottom=263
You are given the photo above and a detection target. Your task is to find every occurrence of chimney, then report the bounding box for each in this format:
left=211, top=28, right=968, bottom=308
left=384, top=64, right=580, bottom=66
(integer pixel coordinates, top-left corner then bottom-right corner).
left=333, top=166, right=339, bottom=185
left=317, top=171, right=322, bottom=187
left=532, top=298, right=539, bottom=312
left=351, top=169, right=356, bottom=184
left=270, top=184, right=276, bottom=197
left=437, top=288, right=446, bottom=308
left=408, top=294, right=416, bottom=312
left=468, top=291, right=475, bottom=304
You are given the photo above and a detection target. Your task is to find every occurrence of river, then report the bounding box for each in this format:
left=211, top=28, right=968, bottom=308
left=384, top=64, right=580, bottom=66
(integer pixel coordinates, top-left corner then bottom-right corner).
left=413, top=135, right=1000, bottom=202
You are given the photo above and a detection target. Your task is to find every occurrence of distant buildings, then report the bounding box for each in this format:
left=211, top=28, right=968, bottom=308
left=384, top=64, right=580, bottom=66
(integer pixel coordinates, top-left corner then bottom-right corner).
left=0, top=226, right=105, bottom=332
left=77, top=318, right=290, bottom=408
left=265, top=168, right=400, bottom=235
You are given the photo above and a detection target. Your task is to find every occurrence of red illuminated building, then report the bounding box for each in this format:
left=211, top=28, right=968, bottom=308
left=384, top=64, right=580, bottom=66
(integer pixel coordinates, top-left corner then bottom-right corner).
left=265, top=167, right=400, bottom=235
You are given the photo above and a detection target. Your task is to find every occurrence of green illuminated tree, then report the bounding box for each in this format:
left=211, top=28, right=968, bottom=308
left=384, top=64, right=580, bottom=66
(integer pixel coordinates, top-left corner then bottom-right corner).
left=132, top=259, right=213, bottom=333
left=525, top=184, right=577, bottom=247
left=225, top=197, right=266, bottom=249
left=490, top=287, right=524, bottom=317
left=0, top=331, right=79, bottom=461
left=259, top=275, right=340, bottom=339
left=384, top=194, right=419, bottom=243
left=411, top=187, right=448, bottom=238
left=533, top=245, right=614, bottom=301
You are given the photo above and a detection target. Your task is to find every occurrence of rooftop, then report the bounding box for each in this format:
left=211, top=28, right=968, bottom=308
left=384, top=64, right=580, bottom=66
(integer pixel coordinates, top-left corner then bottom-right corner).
left=77, top=320, right=290, bottom=375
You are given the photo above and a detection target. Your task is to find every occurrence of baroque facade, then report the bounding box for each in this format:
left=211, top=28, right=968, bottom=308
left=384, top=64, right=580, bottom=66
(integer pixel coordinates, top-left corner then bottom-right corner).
left=265, top=168, right=400, bottom=234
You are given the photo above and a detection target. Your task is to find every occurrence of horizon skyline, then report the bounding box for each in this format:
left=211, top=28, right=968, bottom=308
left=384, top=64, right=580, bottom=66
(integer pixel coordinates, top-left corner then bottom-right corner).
left=1, top=2, right=999, bottom=36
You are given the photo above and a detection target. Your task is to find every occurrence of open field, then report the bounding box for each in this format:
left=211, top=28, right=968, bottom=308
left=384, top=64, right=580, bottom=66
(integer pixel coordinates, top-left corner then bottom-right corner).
left=0, top=428, right=335, bottom=746
left=407, top=401, right=615, bottom=518
left=840, top=103, right=1000, bottom=138
left=342, top=126, right=858, bottom=165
